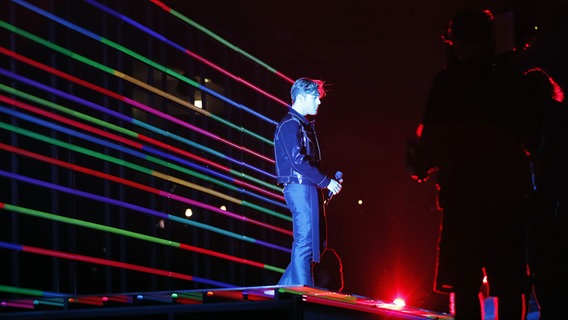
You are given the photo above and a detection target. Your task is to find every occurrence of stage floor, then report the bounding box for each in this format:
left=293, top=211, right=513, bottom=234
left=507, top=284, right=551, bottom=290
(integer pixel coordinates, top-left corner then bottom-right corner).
left=0, top=285, right=454, bottom=319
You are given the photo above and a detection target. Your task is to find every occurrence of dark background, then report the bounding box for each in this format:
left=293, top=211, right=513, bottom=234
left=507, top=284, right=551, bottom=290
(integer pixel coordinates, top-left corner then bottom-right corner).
left=3, top=0, right=566, bottom=314
left=169, top=0, right=568, bottom=311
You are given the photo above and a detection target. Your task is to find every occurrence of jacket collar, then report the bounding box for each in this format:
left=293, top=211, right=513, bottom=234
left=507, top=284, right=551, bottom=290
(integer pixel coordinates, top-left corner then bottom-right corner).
left=289, top=108, right=313, bottom=127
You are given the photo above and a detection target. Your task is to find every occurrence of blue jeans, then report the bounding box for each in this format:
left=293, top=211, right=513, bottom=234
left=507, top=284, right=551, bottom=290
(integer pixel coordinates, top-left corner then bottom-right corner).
left=278, top=183, right=320, bottom=286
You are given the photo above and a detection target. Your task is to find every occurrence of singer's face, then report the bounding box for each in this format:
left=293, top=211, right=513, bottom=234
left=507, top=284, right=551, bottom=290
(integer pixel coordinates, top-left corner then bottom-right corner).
left=302, top=94, right=321, bottom=116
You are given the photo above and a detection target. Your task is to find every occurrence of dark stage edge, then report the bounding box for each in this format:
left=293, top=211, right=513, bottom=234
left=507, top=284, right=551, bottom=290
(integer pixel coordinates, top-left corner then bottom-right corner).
left=0, top=285, right=454, bottom=319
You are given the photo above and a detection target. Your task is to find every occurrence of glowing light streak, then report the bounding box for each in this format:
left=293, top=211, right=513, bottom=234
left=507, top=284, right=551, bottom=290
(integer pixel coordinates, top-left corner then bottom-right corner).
left=0, top=300, right=34, bottom=309
left=0, top=23, right=276, bottom=157
left=0, top=0, right=296, bottom=294
left=0, top=119, right=286, bottom=214
left=0, top=285, right=66, bottom=298
left=0, top=241, right=234, bottom=288
left=0, top=104, right=290, bottom=215
left=0, top=141, right=292, bottom=233
left=0, top=169, right=292, bottom=253
left=0, top=49, right=275, bottom=170
left=148, top=0, right=294, bottom=84
left=0, top=104, right=287, bottom=209
left=85, top=0, right=290, bottom=108
left=9, top=0, right=279, bottom=128
left=0, top=202, right=285, bottom=273
left=0, top=78, right=279, bottom=193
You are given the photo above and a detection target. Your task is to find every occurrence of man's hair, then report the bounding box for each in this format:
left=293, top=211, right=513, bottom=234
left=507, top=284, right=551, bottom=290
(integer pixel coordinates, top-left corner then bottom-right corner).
left=290, top=78, right=326, bottom=103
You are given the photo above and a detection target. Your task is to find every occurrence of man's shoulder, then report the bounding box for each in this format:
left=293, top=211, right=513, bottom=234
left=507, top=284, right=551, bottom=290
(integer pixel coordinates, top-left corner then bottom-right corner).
left=275, top=113, right=301, bottom=134
left=278, top=112, right=302, bottom=126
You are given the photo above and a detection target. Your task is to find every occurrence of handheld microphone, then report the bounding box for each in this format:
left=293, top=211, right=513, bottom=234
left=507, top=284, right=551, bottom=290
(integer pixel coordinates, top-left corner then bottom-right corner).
left=327, top=171, right=343, bottom=199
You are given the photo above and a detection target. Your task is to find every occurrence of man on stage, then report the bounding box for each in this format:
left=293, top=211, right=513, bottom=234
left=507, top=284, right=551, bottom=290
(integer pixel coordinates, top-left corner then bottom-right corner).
left=274, top=77, right=342, bottom=286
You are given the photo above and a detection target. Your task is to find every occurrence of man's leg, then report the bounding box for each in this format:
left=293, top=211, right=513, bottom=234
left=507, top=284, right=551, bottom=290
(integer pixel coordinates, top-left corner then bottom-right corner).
left=278, top=184, right=315, bottom=286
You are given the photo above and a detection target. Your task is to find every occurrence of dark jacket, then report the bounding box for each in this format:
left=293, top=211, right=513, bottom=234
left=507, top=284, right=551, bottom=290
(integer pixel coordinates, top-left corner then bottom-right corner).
left=274, top=108, right=330, bottom=188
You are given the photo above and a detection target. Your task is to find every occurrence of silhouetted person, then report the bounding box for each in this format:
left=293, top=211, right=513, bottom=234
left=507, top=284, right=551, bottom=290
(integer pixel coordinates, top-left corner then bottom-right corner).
left=524, top=67, right=568, bottom=319
left=407, top=9, right=536, bottom=319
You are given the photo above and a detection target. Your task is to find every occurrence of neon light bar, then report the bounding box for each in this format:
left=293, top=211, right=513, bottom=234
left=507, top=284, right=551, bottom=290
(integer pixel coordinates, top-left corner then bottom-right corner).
left=0, top=142, right=292, bottom=231
left=10, top=0, right=279, bottom=128
left=85, top=0, right=290, bottom=108
left=0, top=104, right=286, bottom=208
left=0, top=0, right=297, bottom=299
left=0, top=118, right=287, bottom=212
left=0, top=169, right=291, bottom=253
left=0, top=241, right=235, bottom=288
left=67, top=297, right=103, bottom=306
left=149, top=0, right=294, bottom=84
left=135, top=294, right=172, bottom=304
left=0, top=285, right=66, bottom=298
left=0, top=201, right=285, bottom=273
left=0, top=48, right=275, bottom=168
left=33, top=299, right=66, bottom=307
left=0, top=25, right=276, bottom=158
left=0, top=123, right=289, bottom=232
left=0, top=300, right=34, bottom=309
left=0, top=81, right=281, bottom=196
left=101, top=295, right=133, bottom=304
left=0, top=76, right=272, bottom=180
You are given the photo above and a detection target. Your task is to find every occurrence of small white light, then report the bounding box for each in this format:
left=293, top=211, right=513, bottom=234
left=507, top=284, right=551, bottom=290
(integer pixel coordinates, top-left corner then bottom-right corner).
left=184, top=208, right=193, bottom=217
left=393, top=297, right=405, bottom=307
left=357, top=200, right=363, bottom=205
left=219, top=205, right=227, bottom=211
